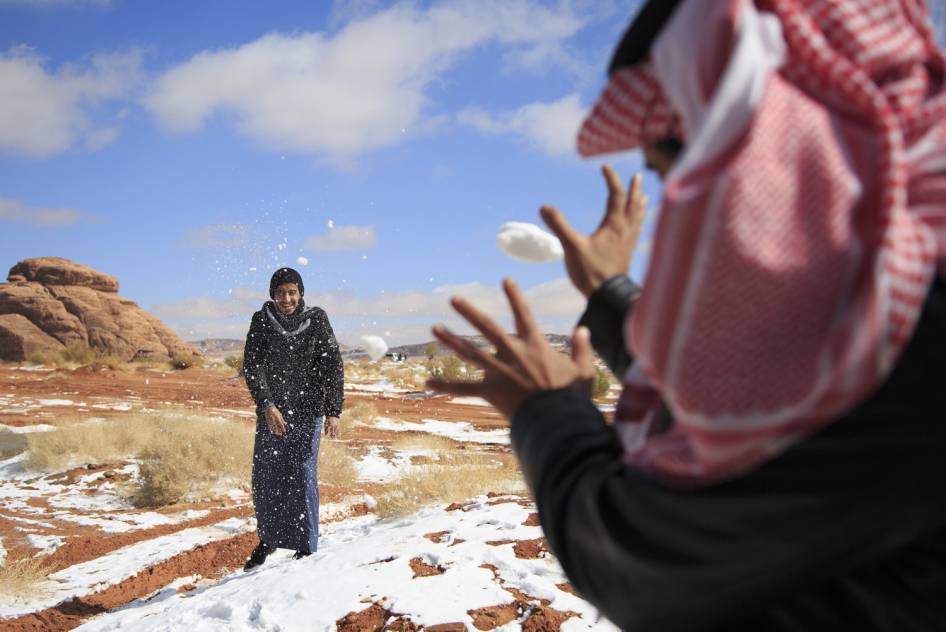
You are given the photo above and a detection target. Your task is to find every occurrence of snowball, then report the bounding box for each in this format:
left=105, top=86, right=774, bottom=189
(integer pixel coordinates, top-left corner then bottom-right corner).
left=361, top=335, right=388, bottom=361
left=296, top=256, right=309, bottom=266
left=496, top=222, right=563, bottom=263
left=327, top=219, right=334, bottom=229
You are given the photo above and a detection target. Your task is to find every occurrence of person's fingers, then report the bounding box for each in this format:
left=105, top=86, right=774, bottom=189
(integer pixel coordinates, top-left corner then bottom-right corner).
left=503, top=278, right=539, bottom=340
left=447, top=298, right=519, bottom=359
left=625, top=173, right=646, bottom=223
left=571, top=326, right=595, bottom=377
left=599, top=164, right=627, bottom=230
left=426, top=379, right=486, bottom=397
left=540, top=205, right=584, bottom=252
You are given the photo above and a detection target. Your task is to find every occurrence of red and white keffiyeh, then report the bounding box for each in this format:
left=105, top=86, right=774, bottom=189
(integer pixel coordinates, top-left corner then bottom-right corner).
left=578, top=0, right=946, bottom=486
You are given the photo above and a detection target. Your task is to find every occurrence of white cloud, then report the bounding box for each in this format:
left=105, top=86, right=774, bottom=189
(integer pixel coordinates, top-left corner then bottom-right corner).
left=458, top=93, right=586, bottom=156
left=0, top=46, right=140, bottom=157
left=144, top=0, right=584, bottom=163
left=179, top=223, right=250, bottom=250
left=305, top=224, right=375, bottom=251
left=0, top=198, right=87, bottom=227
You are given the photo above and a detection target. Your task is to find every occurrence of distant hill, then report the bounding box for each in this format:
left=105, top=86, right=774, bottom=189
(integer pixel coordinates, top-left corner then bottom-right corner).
left=191, top=335, right=571, bottom=360
left=386, top=334, right=571, bottom=359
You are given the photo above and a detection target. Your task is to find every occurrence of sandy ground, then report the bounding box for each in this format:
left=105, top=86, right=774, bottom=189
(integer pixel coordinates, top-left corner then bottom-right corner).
left=0, top=363, right=617, bottom=631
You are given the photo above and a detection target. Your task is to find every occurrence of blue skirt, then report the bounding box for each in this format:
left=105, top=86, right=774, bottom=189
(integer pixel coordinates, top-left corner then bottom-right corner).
left=252, top=414, right=323, bottom=552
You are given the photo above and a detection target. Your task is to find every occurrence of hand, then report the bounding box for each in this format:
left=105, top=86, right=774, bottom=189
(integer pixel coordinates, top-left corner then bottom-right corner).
left=541, top=165, right=648, bottom=298
left=426, top=278, right=596, bottom=419
left=324, top=416, right=340, bottom=438
left=264, top=405, right=287, bottom=437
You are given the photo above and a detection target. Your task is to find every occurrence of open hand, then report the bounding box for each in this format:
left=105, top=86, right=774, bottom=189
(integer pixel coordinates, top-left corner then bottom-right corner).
left=264, top=405, right=287, bottom=437
left=426, top=278, right=596, bottom=419
left=541, top=165, right=648, bottom=297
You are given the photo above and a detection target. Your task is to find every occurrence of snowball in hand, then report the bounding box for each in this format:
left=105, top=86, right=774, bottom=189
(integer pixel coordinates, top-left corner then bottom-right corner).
left=361, top=335, right=388, bottom=361
left=496, top=222, right=564, bottom=263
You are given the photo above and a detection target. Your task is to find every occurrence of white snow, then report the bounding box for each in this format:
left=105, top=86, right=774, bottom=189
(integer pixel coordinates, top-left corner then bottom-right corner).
left=37, top=399, right=75, bottom=406
left=0, top=536, right=5, bottom=565
left=449, top=396, right=492, bottom=407
left=360, top=335, right=388, bottom=361
left=497, top=222, right=564, bottom=263
left=296, top=256, right=309, bottom=266
left=25, top=533, right=64, bottom=555
left=0, top=423, right=57, bottom=434
left=0, top=517, right=256, bottom=618
left=73, top=497, right=619, bottom=632
left=374, top=418, right=509, bottom=445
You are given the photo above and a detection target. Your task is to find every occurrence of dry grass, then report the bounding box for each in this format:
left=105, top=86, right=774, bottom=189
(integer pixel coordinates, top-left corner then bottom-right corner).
left=25, top=412, right=254, bottom=507
left=344, top=399, right=378, bottom=426
left=380, top=365, right=424, bottom=388
left=390, top=433, right=458, bottom=453
left=0, top=556, right=52, bottom=600
left=318, top=439, right=360, bottom=488
left=131, top=417, right=253, bottom=507
left=374, top=451, right=524, bottom=518
left=0, top=427, right=27, bottom=460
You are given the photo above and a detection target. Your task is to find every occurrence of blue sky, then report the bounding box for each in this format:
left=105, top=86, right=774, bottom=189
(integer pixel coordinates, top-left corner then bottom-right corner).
left=2, top=0, right=944, bottom=347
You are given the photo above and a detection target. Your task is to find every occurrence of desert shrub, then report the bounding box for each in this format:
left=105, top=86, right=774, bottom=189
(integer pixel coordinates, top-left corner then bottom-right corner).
left=26, top=412, right=254, bottom=507
left=224, top=353, right=244, bottom=374
left=344, top=399, right=378, bottom=426
left=169, top=353, right=201, bottom=370
left=390, top=434, right=458, bottom=453
left=0, top=427, right=27, bottom=459
left=374, top=451, right=524, bottom=518
left=131, top=418, right=252, bottom=507
left=60, top=341, right=98, bottom=365
left=592, top=367, right=613, bottom=400
left=26, top=349, right=67, bottom=367
left=381, top=365, right=422, bottom=388
left=318, top=439, right=359, bottom=488
left=424, top=342, right=438, bottom=360
left=0, top=556, right=52, bottom=600
left=426, top=354, right=478, bottom=382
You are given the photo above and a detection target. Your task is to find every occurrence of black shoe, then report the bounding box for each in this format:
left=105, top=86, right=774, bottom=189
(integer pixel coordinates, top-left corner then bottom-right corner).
left=292, top=550, right=311, bottom=560
left=243, top=541, right=275, bottom=571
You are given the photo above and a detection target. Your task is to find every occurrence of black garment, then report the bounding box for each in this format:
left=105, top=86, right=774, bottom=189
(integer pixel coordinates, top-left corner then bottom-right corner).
left=243, top=301, right=344, bottom=418
left=243, top=301, right=344, bottom=552
left=512, top=277, right=946, bottom=631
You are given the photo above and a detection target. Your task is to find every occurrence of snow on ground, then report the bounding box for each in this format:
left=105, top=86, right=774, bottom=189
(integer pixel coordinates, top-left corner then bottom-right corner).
left=449, top=396, right=492, bottom=407
left=0, top=423, right=57, bottom=434
left=75, top=497, right=619, bottom=632
left=374, top=417, right=510, bottom=445
left=0, top=517, right=255, bottom=618
left=344, top=380, right=412, bottom=394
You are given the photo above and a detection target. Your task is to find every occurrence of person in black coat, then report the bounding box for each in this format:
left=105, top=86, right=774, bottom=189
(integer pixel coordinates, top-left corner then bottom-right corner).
left=242, top=267, right=344, bottom=570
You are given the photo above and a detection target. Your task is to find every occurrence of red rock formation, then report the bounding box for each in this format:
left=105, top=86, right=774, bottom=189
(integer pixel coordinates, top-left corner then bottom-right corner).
left=0, top=257, right=198, bottom=362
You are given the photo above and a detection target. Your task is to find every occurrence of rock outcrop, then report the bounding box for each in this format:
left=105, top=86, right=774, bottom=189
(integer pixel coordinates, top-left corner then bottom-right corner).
left=0, top=257, right=198, bottom=362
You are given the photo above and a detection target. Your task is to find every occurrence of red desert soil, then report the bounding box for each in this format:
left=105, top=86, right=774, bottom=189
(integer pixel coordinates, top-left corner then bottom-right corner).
left=408, top=556, right=446, bottom=578
left=0, top=365, right=524, bottom=630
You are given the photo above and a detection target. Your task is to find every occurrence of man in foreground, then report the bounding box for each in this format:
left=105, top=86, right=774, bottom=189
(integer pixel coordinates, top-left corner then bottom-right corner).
left=428, top=1, right=946, bottom=629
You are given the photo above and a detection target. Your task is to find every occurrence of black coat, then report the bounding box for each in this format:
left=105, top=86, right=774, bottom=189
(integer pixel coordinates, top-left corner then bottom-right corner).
left=513, top=275, right=946, bottom=631
left=243, top=301, right=344, bottom=418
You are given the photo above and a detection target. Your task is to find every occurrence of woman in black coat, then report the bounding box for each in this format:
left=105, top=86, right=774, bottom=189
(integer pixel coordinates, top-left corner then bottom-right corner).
left=241, top=267, right=344, bottom=570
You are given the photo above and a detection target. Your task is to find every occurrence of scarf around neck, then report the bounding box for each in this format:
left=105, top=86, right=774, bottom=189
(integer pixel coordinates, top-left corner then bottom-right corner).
left=264, top=299, right=311, bottom=336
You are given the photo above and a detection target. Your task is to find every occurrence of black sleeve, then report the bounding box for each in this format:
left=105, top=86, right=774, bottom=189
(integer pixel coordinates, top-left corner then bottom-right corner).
left=242, top=311, right=273, bottom=409
left=314, top=309, right=344, bottom=417
left=511, top=382, right=946, bottom=631
left=577, top=275, right=641, bottom=378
